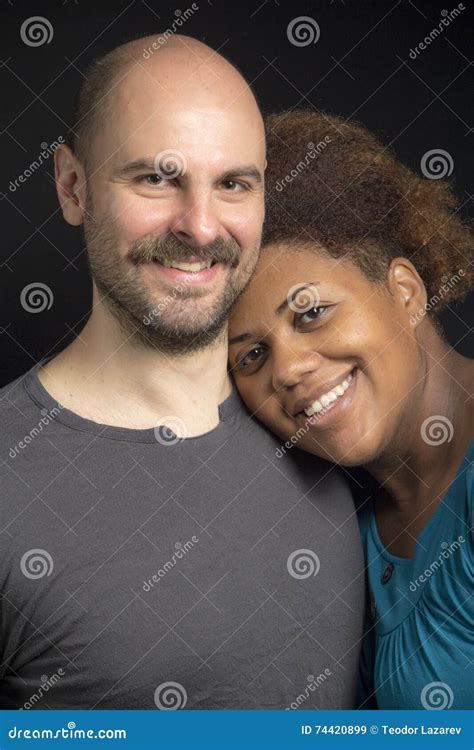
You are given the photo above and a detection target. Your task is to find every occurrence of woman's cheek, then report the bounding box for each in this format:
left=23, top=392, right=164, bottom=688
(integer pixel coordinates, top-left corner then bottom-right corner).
left=234, top=376, right=260, bottom=414
left=335, top=304, right=390, bottom=363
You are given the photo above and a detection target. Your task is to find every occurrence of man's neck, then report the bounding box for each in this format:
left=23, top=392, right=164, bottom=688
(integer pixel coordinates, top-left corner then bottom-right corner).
left=37, top=305, right=233, bottom=437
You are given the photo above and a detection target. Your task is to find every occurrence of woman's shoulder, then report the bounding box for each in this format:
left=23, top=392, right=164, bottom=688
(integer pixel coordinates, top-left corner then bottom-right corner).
left=454, top=438, right=474, bottom=498
left=345, top=467, right=378, bottom=541
left=446, top=439, right=474, bottom=555
left=463, top=438, right=474, bottom=526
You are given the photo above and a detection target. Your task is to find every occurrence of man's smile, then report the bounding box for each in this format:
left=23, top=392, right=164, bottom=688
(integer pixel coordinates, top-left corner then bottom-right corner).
left=147, top=257, right=225, bottom=285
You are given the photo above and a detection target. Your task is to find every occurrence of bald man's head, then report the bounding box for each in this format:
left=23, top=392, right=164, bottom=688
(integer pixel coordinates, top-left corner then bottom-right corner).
left=70, top=33, right=263, bottom=171
left=56, top=32, right=266, bottom=355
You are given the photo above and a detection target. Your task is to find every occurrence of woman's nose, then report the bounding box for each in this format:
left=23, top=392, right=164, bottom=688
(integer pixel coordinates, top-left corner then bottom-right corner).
left=271, top=344, right=323, bottom=391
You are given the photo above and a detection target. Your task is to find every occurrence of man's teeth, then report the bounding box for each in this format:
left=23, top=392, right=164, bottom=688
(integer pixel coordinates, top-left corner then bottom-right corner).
left=303, top=371, right=354, bottom=417
left=161, top=258, right=213, bottom=272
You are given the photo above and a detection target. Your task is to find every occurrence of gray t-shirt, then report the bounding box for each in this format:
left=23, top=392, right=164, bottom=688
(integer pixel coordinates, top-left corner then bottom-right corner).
left=0, top=356, right=364, bottom=710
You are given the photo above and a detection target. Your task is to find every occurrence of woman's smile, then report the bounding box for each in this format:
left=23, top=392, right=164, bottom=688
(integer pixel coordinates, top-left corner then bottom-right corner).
left=291, top=365, right=358, bottom=433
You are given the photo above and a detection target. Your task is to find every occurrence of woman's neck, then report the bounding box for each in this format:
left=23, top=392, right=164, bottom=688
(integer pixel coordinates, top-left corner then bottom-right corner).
left=364, top=342, right=473, bottom=513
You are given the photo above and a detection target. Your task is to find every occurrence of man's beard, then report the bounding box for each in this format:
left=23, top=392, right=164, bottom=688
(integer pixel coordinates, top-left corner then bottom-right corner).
left=82, top=201, right=261, bottom=355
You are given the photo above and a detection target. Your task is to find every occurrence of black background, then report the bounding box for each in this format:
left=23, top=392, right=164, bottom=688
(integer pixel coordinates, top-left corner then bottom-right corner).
left=1, top=0, right=473, bottom=385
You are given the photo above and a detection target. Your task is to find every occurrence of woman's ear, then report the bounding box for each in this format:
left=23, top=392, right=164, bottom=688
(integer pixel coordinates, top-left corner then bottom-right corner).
left=387, top=257, right=428, bottom=329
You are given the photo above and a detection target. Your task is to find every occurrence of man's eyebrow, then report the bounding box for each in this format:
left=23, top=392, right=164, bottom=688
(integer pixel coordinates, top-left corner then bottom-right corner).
left=275, top=282, right=320, bottom=315
left=113, top=160, right=263, bottom=183
left=114, top=159, right=158, bottom=176
left=220, top=166, right=262, bottom=183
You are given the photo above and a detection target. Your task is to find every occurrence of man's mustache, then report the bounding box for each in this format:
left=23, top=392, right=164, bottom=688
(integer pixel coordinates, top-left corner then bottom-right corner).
left=128, top=233, right=241, bottom=268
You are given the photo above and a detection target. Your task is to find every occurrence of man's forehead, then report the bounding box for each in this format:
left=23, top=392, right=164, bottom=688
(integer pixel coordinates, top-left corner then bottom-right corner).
left=120, top=46, right=259, bottom=112
left=91, top=46, right=265, bottom=170
left=102, top=102, right=264, bottom=170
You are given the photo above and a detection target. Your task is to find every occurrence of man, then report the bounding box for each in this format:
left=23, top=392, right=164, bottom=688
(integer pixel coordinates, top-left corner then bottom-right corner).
left=0, top=34, right=364, bottom=709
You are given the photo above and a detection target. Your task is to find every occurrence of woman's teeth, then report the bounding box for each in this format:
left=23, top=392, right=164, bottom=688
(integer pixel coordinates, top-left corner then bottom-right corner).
left=161, top=258, right=213, bottom=272
left=303, top=371, right=354, bottom=417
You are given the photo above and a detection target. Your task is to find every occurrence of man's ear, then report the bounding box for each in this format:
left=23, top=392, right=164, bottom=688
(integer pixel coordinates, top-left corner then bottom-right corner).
left=387, top=257, right=428, bottom=329
left=54, top=144, right=87, bottom=226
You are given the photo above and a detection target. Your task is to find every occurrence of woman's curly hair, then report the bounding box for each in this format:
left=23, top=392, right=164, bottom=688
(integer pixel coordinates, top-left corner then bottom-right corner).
left=263, top=110, right=473, bottom=315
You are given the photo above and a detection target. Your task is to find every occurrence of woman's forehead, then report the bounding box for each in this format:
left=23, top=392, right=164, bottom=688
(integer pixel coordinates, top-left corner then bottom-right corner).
left=253, top=245, right=360, bottom=289
left=229, top=246, right=372, bottom=330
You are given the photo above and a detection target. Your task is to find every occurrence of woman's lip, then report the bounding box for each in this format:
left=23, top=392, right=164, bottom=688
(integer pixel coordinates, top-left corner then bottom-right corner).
left=293, top=367, right=358, bottom=431
left=292, top=368, right=356, bottom=416
left=145, top=259, right=223, bottom=285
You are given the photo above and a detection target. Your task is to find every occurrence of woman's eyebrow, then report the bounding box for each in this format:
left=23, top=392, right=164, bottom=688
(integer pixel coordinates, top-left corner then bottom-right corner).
left=229, top=281, right=320, bottom=345
left=228, top=332, right=253, bottom=346
left=275, top=282, right=320, bottom=314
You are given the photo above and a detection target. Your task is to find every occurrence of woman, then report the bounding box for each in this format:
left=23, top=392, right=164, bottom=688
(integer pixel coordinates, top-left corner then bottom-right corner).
left=228, top=111, right=473, bottom=709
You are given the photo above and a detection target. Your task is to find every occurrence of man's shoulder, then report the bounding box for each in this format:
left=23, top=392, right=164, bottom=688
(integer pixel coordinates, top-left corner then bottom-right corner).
left=0, top=366, right=46, bottom=453
left=231, top=401, right=354, bottom=500
left=0, top=367, right=33, bottom=420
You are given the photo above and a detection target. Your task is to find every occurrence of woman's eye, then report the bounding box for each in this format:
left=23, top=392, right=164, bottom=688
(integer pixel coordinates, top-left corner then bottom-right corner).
left=297, top=305, right=328, bottom=326
left=237, top=345, right=265, bottom=370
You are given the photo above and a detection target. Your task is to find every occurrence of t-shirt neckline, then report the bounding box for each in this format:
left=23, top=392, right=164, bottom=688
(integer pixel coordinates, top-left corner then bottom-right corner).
left=23, top=354, right=243, bottom=444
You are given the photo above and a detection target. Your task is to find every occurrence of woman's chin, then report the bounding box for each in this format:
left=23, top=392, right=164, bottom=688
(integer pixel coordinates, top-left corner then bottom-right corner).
left=297, top=422, right=382, bottom=467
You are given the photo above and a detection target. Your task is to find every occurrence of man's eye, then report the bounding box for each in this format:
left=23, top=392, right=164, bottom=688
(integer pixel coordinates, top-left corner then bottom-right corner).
left=222, top=180, right=246, bottom=192
left=237, top=345, right=265, bottom=370
left=297, top=305, right=328, bottom=325
left=139, top=174, right=168, bottom=186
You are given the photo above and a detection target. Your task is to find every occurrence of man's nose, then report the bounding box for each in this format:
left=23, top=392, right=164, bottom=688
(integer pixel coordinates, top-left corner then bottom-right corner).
left=271, top=343, right=323, bottom=391
left=171, top=192, right=221, bottom=248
